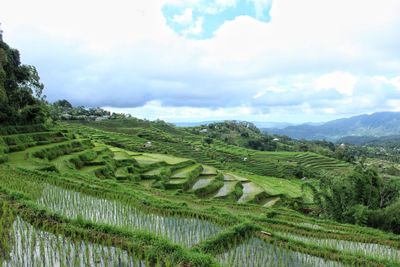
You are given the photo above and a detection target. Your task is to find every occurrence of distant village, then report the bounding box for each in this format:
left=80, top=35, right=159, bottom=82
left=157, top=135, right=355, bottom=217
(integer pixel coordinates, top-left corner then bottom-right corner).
left=51, top=99, right=129, bottom=121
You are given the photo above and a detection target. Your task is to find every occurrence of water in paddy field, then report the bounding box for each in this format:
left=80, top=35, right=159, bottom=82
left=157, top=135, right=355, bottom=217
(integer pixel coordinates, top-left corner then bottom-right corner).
left=217, top=237, right=344, bottom=267
left=37, top=185, right=222, bottom=247
left=278, top=232, right=400, bottom=263
left=2, top=217, right=145, bottom=267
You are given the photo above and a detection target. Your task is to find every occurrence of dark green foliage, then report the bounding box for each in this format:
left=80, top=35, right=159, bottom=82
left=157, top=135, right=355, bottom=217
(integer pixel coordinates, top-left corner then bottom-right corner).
left=229, top=182, right=243, bottom=201
left=69, top=150, right=99, bottom=169
left=49, top=100, right=129, bottom=122
left=191, top=121, right=278, bottom=151
left=0, top=155, right=7, bottom=164
left=1, top=131, right=66, bottom=152
left=0, top=124, right=48, bottom=135
left=0, top=200, right=14, bottom=260
left=0, top=41, right=47, bottom=125
left=303, top=165, right=400, bottom=233
left=53, top=99, right=72, bottom=109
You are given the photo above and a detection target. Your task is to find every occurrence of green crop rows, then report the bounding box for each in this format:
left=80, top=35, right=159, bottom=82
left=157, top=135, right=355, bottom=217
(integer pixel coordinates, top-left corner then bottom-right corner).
left=0, top=123, right=399, bottom=266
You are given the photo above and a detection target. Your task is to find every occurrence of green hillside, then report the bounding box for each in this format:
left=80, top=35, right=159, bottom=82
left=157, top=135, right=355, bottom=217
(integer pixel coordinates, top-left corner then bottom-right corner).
left=0, top=40, right=399, bottom=267
left=1, top=121, right=399, bottom=266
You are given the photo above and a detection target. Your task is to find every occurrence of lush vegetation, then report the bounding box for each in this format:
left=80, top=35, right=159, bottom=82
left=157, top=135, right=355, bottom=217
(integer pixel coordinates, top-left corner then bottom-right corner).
left=303, top=165, right=400, bottom=233
left=0, top=39, right=399, bottom=266
left=49, top=99, right=130, bottom=121
left=0, top=41, right=47, bottom=125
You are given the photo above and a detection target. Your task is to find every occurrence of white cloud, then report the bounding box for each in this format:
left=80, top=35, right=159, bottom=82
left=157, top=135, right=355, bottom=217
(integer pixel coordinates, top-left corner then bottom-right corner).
left=104, top=100, right=255, bottom=122
left=1, top=0, right=399, bottom=122
left=392, top=77, right=400, bottom=90
left=314, top=72, right=358, bottom=96
left=386, top=100, right=400, bottom=111
left=323, top=108, right=337, bottom=114
left=199, top=0, right=400, bottom=76
left=253, top=86, right=287, bottom=99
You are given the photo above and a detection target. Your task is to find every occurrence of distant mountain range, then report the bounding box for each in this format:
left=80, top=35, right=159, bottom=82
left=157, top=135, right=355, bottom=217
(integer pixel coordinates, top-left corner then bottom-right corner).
left=263, top=112, right=400, bottom=141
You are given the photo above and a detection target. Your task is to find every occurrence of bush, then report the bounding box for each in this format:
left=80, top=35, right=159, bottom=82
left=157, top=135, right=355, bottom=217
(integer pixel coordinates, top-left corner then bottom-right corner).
left=0, top=154, right=8, bottom=164
left=0, top=124, right=47, bottom=135
left=368, top=200, right=400, bottom=234
left=33, top=140, right=92, bottom=160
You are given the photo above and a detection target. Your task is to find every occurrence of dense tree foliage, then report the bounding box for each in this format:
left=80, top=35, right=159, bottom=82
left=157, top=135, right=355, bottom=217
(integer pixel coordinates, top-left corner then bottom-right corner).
left=49, top=99, right=129, bottom=121
left=0, top=41, right=47, bottom=125
left=190, top=121, right=278, bottom=151
left=303, top=165, right=400, bottom=233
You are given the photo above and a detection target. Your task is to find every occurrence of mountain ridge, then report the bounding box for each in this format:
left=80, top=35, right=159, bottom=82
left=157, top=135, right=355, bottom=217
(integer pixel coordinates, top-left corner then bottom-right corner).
left=263, top=111, right=400, bottom=141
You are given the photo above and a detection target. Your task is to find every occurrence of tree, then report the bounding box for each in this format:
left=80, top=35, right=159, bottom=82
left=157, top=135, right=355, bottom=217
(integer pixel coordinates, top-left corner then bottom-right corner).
left=54, top=99, right=73, bottom=109
left=0, top=41, right=48, bottom=124
left=303, top=164, right=400, bottom=231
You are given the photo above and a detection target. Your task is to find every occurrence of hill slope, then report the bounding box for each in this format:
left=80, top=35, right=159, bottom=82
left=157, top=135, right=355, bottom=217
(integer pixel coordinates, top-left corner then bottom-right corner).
left=264, top=112, right=400, bottom=141
left=1, top=122, right=399, bottom=267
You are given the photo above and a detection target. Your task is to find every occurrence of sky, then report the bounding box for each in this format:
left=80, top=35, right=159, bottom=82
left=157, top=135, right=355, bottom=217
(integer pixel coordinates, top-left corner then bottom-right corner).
left=1, top=0, right=400, bottom=123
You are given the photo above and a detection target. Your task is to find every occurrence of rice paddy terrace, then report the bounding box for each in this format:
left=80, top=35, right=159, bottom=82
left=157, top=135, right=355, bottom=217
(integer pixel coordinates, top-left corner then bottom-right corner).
left=0, top=123, right=399, bottom=266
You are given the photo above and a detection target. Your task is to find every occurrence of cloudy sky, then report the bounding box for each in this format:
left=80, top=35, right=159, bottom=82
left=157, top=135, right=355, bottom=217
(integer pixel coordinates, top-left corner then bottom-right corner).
left=1, top=0, right=400, bottom=123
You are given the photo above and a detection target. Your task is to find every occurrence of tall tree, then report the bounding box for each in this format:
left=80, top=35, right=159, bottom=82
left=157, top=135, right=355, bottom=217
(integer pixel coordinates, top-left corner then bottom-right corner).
left=0, top=40, right=47, bottom=124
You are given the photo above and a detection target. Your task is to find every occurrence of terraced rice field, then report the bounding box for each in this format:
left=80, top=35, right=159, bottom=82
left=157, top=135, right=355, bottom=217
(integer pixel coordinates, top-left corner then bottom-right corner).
left=192, top=177, right=215, bottom=191
left=142, top=167, right=165, bottom=177
left=202, top=165, right=218, bottom=175
left=2, top=217, right=143, bottom=267
left=278, top=232, right=400, bottom=262
left=142, top=153, right=190, bottom=165
left=133, top=154, right=164, bottom=166
left=1, top=124, right=399, bottom=267
left=171, top=164, right=202, bottom=178
left=243, top=172, right=310, bottom=199
left=224, top=173, right=248, bottom=182
left=237, top=182, right=265, bottom=203
left=294, top=153, right=350, bottom=170
left=37, top=185, right=222, bottom=247
left=214, top=181, right=238, bottom=198
left=217, top=237, right=343, bottom=267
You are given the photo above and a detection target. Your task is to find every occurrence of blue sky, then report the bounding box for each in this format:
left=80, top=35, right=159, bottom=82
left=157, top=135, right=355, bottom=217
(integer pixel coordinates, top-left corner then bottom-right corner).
left=1, top=0, right=400, bottom=123
left=162, top=0, right=271, bottom=39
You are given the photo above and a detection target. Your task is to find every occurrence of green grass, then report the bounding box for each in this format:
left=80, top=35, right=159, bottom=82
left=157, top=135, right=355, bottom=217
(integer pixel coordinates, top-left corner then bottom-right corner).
left=202, top=165, right=218, bottom=175
left=1, top=122, right=399, bottom=267
left=223, top=172, right=248, bottom=182
left=171, top=163, right=202, bottom=178
left=133, top=154, right=164, bottom=166
left=245, top=173, right=310, bottom=199
left=143, top=153, right=190, bottom=165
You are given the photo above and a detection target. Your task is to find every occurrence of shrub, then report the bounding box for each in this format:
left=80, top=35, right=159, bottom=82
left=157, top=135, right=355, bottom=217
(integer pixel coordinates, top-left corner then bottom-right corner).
left=33, top=140, right=92, bottom=160
left=0, top=124, right=47, bottom=135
